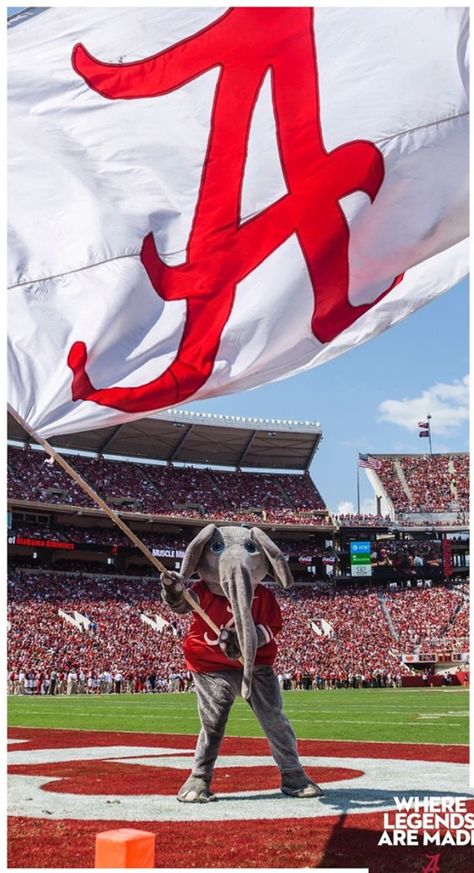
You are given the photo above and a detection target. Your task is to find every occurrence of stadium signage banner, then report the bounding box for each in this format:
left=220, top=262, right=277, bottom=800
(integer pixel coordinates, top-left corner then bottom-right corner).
left=441, top=539, right=454, bottom=577
left=350, top=541, right=372, bottom=577
left=7, top=535, right=113, bottom=554
left=402, top=652, right=467, bottom=665
left=152, top=547, right=185, bottom=559
left=8, top=7, right=468, bottom=437
left=7, top=533, right=185, bottom=561
left=8, top=535, right=75, bottom=551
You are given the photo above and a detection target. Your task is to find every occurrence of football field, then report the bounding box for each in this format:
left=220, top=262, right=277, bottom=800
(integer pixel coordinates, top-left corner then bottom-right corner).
left=8, top=688, right=472, bottom=870
left=8, top=686, right=469, bottom=745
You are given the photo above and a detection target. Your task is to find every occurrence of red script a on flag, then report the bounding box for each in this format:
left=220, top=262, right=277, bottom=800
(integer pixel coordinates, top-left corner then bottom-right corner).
left=68, top=7, right=401, bottom=414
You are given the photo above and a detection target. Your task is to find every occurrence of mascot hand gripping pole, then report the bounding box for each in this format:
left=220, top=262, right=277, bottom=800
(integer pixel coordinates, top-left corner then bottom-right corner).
left=160, top=523, right=323, bottom=803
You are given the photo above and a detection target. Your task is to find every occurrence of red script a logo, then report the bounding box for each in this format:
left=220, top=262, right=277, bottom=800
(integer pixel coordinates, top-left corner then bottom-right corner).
left=422, top=854, right=442, bottom=873
left=69, top=8, right=400, bottom=413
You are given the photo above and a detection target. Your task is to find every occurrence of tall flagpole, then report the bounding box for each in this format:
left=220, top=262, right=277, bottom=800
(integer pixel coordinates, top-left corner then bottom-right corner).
left=427, top=413, right=432, bottom=455
left=356, top=453, right=361, bottom=515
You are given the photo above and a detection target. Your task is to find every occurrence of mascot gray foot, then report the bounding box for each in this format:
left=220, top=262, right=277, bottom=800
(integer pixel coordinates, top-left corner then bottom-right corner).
left=281, top=769, right=324, bottom=798
left=177, top=774, right=217, bottom=803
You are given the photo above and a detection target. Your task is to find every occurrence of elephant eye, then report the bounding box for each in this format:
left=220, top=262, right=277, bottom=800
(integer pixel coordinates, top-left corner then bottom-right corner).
left=211, top=541, right=224, bottom=553
left=245, top=542, right=257, bottom=553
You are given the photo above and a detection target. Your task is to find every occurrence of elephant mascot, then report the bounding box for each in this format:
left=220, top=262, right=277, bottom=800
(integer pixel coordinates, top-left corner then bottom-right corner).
left=160, top=523, right=323, bottom=803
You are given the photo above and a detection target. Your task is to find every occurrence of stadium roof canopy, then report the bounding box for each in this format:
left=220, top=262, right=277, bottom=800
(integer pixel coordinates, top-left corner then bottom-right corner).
left=7, top=409, right=323, bottom=472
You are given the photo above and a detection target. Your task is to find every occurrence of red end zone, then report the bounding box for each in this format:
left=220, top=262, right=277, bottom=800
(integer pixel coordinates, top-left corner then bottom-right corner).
left=8, top=728, right=473, bottom=871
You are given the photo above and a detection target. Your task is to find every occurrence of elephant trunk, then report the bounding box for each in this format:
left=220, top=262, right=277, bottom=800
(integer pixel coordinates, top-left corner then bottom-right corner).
left=220, top=559, right=257, bottom=700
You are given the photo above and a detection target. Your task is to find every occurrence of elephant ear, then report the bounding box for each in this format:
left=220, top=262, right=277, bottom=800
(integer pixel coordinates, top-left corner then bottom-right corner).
left=180, top=524, right=217, bottom=580
left=250, top=528, right=294, bottom=589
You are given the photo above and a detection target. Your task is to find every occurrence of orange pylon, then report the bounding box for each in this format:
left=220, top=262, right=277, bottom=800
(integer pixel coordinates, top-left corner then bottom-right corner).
left=95, top=828, right=155, bottom=868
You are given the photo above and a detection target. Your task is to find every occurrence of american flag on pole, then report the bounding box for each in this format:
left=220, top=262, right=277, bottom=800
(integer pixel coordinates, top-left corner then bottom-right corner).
left=8, top=7, right=469, bottom=438
left=358, top=454, right=382, bottom=471
left=417, top=421, right=429, bottom=429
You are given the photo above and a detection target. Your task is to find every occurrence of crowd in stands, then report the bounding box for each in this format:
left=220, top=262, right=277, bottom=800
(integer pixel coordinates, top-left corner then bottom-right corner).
left=394, top=517, right=469, bottom=528
left=438, top=583, right=469, bottom=647
left=400, top=456, right=454, bottom=513
left=9, top=524, right=72, bottom=543
left=334, top=513, right=391, bottom=527
left=441, top=610, right=469, bottom=648
left=8, top=567, right=468, bottom=693
left=7, top=447, right=93, bottom=507
left=9, top=445, right=469, bottom=530
left=68, top=454, right=159, bottom=510
left=451, top=454, right=469, bottom=507
left=278, top=539, right=323, bottom=558
left=7, top=570, right=188, bottom=690
left=275, top=472, right=326, bottom=510
left=8, top=447, right=327, bottom=526
left=8, top=440, right=469, bottom=696
left=210, top=470, right=285, bottom=510
left=374, top=454, right=468, bottom=515
left=139, top=464, right=218, bottom=513
left=264, top=508, right=328, bottom=524
left=383, top=585, right=466, bottom=652
left=274, top=585, right=403, bottom=680
left=377, top=458, right=410, bottom=511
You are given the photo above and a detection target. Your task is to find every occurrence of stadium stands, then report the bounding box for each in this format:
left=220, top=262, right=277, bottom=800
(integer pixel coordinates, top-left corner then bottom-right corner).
left=400, top=455, right=453, bottom=512
left=334, top=513, right=391, bottom=527
left=7, top=570, right=187, bottom=691
left=7, top=446, right=93, bottom=507
left=370, top=453, right=468, bottom=516
left=8, top=568, right=467, bottom=691
left=383, top=586, right=466, bottom=652
left=376, top=458, right=410, bottom=512
left=8, top=445, right=468, bottom=525
left=451, top=454, right=469, bottom=507
left=442, top=602, right=469, bottom=646
left=275, top=585, right=402, bottom=680
left=7, top=438, right=469, bottom=692
left=7, top=446, right=328, bottom=526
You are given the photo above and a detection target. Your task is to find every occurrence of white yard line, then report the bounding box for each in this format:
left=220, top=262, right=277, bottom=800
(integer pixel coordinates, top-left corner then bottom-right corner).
left=7, top=724, right=467, bottom=745
left=14, top=712, right=464, bottom=727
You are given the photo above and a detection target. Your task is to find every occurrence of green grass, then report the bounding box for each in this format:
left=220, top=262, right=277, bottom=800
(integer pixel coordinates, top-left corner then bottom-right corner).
left=8, top=688, right=469, bottom=745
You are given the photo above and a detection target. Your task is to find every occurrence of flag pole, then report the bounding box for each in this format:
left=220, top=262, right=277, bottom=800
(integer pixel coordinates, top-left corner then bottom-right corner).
left=427, top=413, right=432, bottom=455
left=7, top=403, right=224, bottom=639
left=356, top=453, right=360, bottom=515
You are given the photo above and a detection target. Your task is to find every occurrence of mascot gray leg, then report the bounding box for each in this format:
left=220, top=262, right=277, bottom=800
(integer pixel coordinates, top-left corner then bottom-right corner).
left=178, top=667, right=323, bottom=801
left=178, top=671, right=237, bottom=802
left=249, top=666, right=324, bottom=798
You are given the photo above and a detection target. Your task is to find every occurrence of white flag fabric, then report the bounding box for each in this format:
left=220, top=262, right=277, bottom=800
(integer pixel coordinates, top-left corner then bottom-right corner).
left=8, top=7, right=469, bottom=437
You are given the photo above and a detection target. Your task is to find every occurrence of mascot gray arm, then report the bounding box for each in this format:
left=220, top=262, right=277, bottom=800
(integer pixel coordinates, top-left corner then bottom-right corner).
left=160, top=570, right=196, bottom=615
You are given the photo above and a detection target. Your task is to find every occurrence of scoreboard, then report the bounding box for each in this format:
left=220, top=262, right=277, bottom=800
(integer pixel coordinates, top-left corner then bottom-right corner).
left=350, top=541, right=372, bottom=577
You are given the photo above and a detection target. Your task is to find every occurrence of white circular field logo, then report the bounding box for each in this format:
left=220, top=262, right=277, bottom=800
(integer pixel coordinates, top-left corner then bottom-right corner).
left=8, top=737, right=473, bottom=823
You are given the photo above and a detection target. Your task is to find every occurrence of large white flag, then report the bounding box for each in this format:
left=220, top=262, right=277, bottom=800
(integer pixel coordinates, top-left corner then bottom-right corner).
left=8, top=7, right=469, bottom=437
